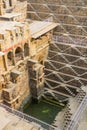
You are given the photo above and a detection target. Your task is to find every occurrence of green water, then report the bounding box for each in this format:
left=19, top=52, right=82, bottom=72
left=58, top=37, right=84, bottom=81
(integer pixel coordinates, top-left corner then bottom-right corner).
left=23, top=101, right=61, bottom=124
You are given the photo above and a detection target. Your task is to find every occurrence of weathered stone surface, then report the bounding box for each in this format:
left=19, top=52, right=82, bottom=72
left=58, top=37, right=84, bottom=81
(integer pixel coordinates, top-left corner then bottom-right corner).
left=0, top=0, right=56, bottom=109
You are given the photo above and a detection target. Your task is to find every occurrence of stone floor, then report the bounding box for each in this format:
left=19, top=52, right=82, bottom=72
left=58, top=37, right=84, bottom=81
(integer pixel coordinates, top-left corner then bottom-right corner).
left=77, top=106, right=87, bottom=130
left=0, top=106, right=43, bottom=130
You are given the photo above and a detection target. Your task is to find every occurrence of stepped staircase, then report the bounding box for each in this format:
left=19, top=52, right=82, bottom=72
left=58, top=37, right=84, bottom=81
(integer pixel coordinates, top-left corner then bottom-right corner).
left=62, top=89, right=87, bottom=130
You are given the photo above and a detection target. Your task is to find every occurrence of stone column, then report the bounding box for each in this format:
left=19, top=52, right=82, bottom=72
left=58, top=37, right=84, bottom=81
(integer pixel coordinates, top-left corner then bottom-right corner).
left=3, top=55, right=8, bottom=71
left=10, top=0, right=17, bottom=6
left=28, top=59, right=44, bottom=101
left=5, top=0, right=10, bottom=8
left=0, top=0, right=5, bottom=15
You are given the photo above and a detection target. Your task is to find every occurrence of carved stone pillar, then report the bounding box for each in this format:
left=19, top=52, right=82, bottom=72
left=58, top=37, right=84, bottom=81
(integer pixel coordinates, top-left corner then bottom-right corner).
left=0, top=0, right=5, bottom=15
left=28, top=59, right=44, bottom=101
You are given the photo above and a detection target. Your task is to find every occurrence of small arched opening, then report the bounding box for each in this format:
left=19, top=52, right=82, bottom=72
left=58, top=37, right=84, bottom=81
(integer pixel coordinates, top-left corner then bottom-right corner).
left=15, top=47, right=23, bottom=63
left=9, top=0, right=12, bottom=6
left=3, top=1, right=6, bottom=8
left=24, top=43, right=29, bottom=57
left=38, top=56, right=44, bottom=65
left=7, top=51, right=13, bottom=66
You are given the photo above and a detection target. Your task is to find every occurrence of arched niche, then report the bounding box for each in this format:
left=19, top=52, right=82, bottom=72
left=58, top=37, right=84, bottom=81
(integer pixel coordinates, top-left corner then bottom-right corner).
left=15, top=47, right=23, bottom=63
left=7, top=51, right=13, bottom=66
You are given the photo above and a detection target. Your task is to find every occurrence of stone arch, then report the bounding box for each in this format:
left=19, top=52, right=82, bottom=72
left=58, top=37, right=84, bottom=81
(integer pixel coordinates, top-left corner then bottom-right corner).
left=15, top=47, right=23, bottom=63
left=24, top=43, right=29, bottom=57
left=7, top=51, right=13, bottom=66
